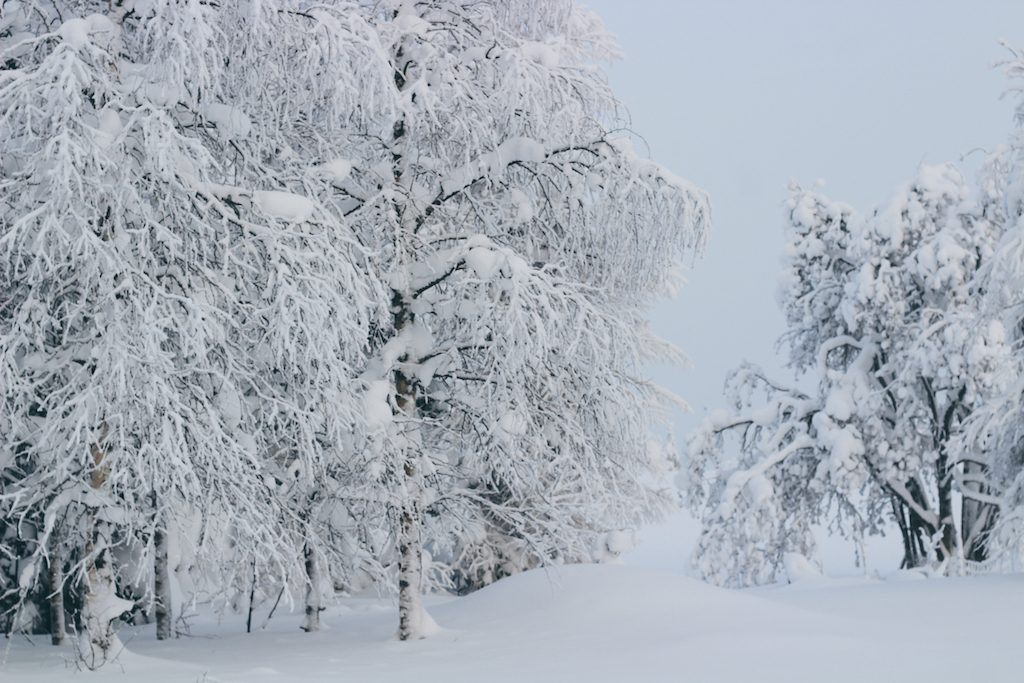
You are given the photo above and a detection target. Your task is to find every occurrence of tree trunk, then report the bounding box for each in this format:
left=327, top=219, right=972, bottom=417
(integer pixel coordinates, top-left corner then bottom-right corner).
left=48, top=548, right=65, bottom=646
left=300, top=543, right=323, bottom=633
left=80, top=435, right=131, bottom=668
left=960, top=461, right=995, bottom=563
left=892, top=498, right=917, bottom=570
left=81, top=527, right=130, bottom=667
left=392, top=300, right=432, bottom=641
left=153, top=521, right=172, bottom=640
left=246, top=559, right=257, bottom=634
left=387, top=34, right=435, bottom=641
left=394, top=366, right=431, bottom=640
left=397, top=481, right=426, bottom=641
left=900, top=480, right=934, bottom=568
left=935, top=449, right=958, bottom=566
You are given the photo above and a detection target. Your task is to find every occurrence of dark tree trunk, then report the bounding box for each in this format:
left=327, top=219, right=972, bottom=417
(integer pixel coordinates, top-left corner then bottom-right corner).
left=960, top=460, right=997, bottom=563
left=246, top=560, right=257, bottom=634
left=892, top=498, right=917, bottom=570
left=902, top=479, right=935, bottom=568
left=48, top=549, right=65, bottom=646
left=153, top=521, right=172, bottom=640
left=300, top=543, right=323, bottom=632
left=935, top=450, right=957, bottom=564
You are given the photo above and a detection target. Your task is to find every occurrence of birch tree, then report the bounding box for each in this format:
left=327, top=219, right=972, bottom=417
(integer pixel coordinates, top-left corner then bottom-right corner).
left=342, top=0, right=708, bottom=638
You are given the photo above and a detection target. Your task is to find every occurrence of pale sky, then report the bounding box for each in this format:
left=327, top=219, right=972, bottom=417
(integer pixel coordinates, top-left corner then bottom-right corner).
left=586, top=0, right=1024, bottom=436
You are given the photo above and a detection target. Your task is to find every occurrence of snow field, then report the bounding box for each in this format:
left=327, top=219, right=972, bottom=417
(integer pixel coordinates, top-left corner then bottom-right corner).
left=4, top=563, right=1022, bottom=682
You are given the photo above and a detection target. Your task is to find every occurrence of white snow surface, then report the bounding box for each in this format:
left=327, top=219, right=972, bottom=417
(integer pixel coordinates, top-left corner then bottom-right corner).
left=4, top=563, right=1021, bottom=682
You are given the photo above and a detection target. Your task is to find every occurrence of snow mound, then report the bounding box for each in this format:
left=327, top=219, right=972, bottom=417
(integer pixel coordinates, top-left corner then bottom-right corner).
left=782, top=552, right=823, bottom=582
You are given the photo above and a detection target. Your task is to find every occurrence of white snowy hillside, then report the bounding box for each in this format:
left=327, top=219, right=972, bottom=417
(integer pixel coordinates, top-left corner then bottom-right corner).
left=5, top=563, right=1023, bottom=683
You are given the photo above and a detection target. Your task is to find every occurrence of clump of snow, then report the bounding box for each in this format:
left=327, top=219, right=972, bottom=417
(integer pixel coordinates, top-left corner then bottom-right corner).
left=93, top=107, right=123, bottom=150
left=824, top=387, right=853, bottom=421
left=58, top=14, right=118, bottom=50
left=321, top=159, right=353, bottom=183
left=493, top=137, right=546, bottom=167
left=17, top=562, right=35, bottom=591
left=496, top=411, right=528, bottom=438
left=465, top=246, right=501, bottom=281
left=603, top=529, right=635, bottom=557
left=363, top=381, right=392, bottom=431
left=404, top=322, right=435, bottom=360
left=415, top=353, right=447, bottom=386
left=707, top=408, right=732, bottom=430
left=254, top=190, right=316, bottom=222
left=201, top=102, right=252, bottom=140
left=391, top=13, right=429, bottom=36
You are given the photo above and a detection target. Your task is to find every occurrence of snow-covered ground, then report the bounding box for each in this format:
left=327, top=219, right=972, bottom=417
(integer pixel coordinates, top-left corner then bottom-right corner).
left=4, top=559, right=1022, bottom=682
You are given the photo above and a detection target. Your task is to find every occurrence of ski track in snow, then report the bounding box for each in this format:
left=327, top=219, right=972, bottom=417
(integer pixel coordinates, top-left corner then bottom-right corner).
left=4, top=563, right=1022, bottom=682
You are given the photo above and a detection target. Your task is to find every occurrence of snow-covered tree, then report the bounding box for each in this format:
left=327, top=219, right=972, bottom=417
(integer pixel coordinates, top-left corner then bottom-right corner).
left=687, top=165, right=1011, bottom=584
left=0, top=0, right=384, bottom=662
left=685, top=363, right=836, bottom=587
left=955, top=49, right=1024, bottom=569
left=337, top=0, right=708, bottom=638
left=2, top=0, right=708, bottom=657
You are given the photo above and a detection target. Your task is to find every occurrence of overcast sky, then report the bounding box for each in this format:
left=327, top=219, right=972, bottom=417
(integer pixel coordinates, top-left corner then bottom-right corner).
left=585, top=0, right=1024, bottom=436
